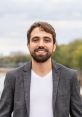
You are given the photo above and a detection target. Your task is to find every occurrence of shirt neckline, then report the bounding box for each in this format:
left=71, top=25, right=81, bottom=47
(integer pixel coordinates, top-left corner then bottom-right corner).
left=31, top=70, right=52, bottom=79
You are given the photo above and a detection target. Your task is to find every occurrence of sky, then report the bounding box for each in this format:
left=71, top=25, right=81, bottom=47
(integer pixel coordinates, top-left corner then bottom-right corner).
left=0, top=0, right=82, bottom=56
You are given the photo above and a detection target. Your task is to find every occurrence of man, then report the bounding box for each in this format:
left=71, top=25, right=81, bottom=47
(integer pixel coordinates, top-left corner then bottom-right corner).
left=0, top=21, right=82, bottom=117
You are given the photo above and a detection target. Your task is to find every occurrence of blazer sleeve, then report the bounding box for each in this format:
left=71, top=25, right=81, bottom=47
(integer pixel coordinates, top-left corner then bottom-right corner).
left=0, top=72, right=15, bottom=117
left=70, top=71, right=82, bottom=117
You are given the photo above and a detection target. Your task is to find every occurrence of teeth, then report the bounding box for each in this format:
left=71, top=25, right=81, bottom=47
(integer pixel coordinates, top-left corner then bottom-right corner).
left=38, top=50, right=44, bottom=51
left=38, top=50, right=45, bottom=51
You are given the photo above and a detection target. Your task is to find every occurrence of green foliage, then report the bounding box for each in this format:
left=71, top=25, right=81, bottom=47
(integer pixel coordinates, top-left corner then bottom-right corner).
left=52, top=39, right=82, bottom=69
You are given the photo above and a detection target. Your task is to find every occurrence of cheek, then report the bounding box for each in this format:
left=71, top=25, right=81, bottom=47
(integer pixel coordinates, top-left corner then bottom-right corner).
left=28, top=44, right=35, bottom=49
left=30, top=43, right=38, bottom=48
left=28, top=45, right=37, bottom=53
left=47, top=45, right=54, bottom=50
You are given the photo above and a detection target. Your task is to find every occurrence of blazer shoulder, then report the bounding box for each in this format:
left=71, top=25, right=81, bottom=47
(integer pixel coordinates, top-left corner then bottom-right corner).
left=5, top=61, right=31, bottom=81
left=55, top=62, right=78, bottom=78
left=52, top=60, right=77, bottom=73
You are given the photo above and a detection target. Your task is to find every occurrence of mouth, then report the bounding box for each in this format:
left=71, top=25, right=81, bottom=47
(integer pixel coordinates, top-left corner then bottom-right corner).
left=37, top=49, right=46, bottom=52
left=35, top=49, right=48, bottom=52
left=34, top=49, right=48, bottom=55
left=37, top=50, right=46, bottom=52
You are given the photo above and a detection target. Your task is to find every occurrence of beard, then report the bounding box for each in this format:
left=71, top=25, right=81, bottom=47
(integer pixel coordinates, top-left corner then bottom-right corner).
left=30, top=47, right=52, bottom=63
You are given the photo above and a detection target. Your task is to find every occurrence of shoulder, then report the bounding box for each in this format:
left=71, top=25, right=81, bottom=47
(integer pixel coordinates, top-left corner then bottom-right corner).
left=54, top=62, right=80, bottom=88
left=58, top=63, right=77, bottom=74
left=5, top=61, right=31, bottom=82
left=52, top=60, right=78, bottom=80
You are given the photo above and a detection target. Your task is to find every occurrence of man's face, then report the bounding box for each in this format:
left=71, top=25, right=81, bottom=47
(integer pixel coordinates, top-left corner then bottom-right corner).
left=28, top=27, right=56, bottom=63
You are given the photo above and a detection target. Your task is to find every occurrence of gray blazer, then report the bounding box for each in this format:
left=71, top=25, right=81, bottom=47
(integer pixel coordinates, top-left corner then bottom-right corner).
left=0, top=60, right=82, bottom=117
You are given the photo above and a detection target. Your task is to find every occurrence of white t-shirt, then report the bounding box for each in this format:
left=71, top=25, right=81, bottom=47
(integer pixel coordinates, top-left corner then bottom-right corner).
left=29, top=70, right=53, bottom=117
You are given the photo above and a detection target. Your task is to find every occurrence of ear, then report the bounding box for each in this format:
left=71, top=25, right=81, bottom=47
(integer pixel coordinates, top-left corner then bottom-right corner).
left=53, top=44, right=56, bottom=52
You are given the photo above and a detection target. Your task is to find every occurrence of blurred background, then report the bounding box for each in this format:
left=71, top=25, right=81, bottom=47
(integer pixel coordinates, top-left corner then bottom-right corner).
left=0, top=0, right=82, bottom=97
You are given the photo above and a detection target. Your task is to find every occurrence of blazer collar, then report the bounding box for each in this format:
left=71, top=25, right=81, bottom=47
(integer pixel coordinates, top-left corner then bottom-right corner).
left=52, top=60, right=61, bottom=115
left=23, top=61, right=32, bottom=72
left=23, top=61, right=32, bottom=116
left=52, top=59, right=62, bottom=71
left=23, top=59, right=62, bottom=72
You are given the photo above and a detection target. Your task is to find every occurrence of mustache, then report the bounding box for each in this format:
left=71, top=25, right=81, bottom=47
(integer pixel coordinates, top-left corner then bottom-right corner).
left=34, top=46, right=48, bottom=52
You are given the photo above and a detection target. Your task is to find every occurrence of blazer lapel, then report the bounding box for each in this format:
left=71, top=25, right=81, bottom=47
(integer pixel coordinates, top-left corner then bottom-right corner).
left=23, top=61, right=32, bottom=116
left=52, top=60, right=61, bottom=114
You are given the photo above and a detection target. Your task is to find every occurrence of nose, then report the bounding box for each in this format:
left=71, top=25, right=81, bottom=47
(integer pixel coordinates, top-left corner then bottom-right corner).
left=38, top=39, right=44, bottom=46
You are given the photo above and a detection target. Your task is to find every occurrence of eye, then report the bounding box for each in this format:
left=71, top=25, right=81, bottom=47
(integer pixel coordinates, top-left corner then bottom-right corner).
left=44, top=37, right=52, bottom=43
left=31, top=37, right=39, bottom=42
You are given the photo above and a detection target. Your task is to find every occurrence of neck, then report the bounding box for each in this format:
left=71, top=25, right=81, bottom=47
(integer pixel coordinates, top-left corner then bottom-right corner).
left=32, top=58, right=52, bottom=77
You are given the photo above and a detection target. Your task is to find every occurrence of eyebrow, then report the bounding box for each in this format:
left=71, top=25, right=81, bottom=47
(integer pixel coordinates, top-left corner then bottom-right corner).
left=31, top=36, right=39, bottom=39
left=43, top=36, right=52, bottom=39
left=31, top=36, right=52, bottom=39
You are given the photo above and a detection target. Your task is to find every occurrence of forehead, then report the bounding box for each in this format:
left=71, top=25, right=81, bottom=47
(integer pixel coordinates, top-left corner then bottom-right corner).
left=30, top=27, right=53, bottom=38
